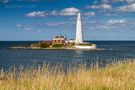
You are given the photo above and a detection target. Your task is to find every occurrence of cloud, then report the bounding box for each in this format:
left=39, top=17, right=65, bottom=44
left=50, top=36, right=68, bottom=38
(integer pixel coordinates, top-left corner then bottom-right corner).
left=26, top=7, right=80, bottom=17
left=91, top=0, right=135, bottom=12
left=0, top=0, right=9, bottom=3
left=26, top=11, right=48, bottom=17
left=113, top=0, right=135, bottom=3
left=16, top=21, right=74, bottom=30
left=84, top=12, right=95, bottom=16
left=86, top=4, right=112, bottom=9
left=45, top=22, right=66, bottom=27
left=23, top=0, right=44, bottom=2
left=102, top=0, right=110, bottom=3
left=108, top=19, right=126, bottom=24
left=16, top=24, right=34, bottom=31
left=99, top=0, right=135, bottom=4
left=16, top=24, right=23, bottom=28
left=0, top=0, right=47, bottom=3
left=36, top=22, right=74, bottom=27
left=60, top=7, right=80, bottom=16
left=118, top=3, right=135, bottom=12
left=50, top=10, right=58, bottom=15
left=24, top=27, right=33, bottom=31
left=84, top=19, right=131, bottom=31
left=104, top=12, right=119, bottom=16
left=101, top=4, right=112, bottom=9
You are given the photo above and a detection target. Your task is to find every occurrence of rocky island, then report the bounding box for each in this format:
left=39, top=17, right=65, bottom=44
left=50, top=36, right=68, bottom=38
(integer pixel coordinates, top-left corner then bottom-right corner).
left=30, top=35, right=96, bottom=50
left=31, top=13, right=96, bottom=50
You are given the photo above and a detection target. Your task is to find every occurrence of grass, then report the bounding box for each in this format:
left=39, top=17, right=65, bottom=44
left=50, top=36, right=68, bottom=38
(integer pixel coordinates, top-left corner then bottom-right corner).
left=0, top=60, right=135, bottom=90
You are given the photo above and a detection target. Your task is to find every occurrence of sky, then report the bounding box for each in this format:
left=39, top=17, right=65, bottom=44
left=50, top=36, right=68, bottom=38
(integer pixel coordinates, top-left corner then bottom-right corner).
left=0, top=0, right=135, bottom=41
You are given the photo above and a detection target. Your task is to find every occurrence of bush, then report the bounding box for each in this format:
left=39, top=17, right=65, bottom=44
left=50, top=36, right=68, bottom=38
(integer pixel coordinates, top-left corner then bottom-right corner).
left=39, top=42, right=50, bottom=48
left=52, top=44, right=64, bottom=48
left=79, top=43, right=93, bottom=46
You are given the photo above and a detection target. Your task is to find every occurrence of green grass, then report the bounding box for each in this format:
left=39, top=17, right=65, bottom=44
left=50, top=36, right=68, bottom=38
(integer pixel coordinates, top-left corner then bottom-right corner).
left=52, top=44, right=64, bottom=48
left=0, top=60, right=135, bottom=90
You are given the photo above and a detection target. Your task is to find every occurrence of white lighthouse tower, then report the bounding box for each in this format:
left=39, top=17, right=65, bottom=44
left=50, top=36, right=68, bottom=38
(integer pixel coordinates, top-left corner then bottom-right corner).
left=74, top=12, right=97, bottom=50
left=75, top=12, right=83, bottom=44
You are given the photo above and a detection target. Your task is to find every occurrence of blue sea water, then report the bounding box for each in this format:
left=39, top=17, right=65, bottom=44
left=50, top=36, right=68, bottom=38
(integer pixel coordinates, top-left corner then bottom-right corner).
left=0, top=41, right=135, bottom=69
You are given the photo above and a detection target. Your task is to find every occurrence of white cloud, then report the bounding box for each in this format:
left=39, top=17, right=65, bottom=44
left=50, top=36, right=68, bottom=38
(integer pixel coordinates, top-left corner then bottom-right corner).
left=1, top=0, right=9, bottom=3
left=16, top=21, right=73, bottom=30
left=60, top=7, right=80, bottom=16
left=45, top=21, right=74, bottom=27
left=108, top=19, right=126, bottom=24
left=101, top=0, right=109, bottom=3
left=26, top=7, right=80, bottom=17
left=24, top=27, right=33, bottom=31
left=86, top=4, right=112, bottom=9
left=113, top=0, right=135, bottom=3
left=50, top=10, right=58, bottom=16
left=85, top=12, right=95, bottom=16
left=1, top=0, right=44, bottom=2
left=16, top=24, right=22, bottom=28
left=104, top=12, right=119, bottom=16
left=101, top=4, right=112, bottom=9
left=118, top=3, right=135, bottom=12
left=100, top=0, right=135, bottom=3
left=16, top=24, right=34, bottom=31
left=26, top=11, right=48, bottom=17
left=24, top=0, right=43, bottom=2
left=45, top=22, right=66, bottom=27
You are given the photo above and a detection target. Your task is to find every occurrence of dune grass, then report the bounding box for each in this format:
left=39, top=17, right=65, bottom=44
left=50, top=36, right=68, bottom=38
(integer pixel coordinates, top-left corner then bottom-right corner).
left=0, top=60, right=135, bottom=90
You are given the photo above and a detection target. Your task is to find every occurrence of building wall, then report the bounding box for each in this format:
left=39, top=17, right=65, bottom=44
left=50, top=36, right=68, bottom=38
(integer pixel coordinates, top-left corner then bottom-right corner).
left=52, top=38, right=65, bottom=44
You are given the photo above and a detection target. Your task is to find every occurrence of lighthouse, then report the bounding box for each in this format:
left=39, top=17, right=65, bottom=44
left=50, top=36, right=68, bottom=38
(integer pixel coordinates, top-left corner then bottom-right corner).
left=74, top=12, right=97, bottom=50
left=75, top=12, right=83, bottom=44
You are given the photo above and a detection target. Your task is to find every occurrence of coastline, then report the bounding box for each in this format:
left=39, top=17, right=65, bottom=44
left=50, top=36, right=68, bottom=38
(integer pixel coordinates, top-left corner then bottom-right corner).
left=10, top=46, right=98, bottom=50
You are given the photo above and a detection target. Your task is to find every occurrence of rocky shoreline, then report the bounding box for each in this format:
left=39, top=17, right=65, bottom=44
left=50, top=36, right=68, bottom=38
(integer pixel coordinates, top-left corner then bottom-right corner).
left=10, top=46, right=98, bottom=50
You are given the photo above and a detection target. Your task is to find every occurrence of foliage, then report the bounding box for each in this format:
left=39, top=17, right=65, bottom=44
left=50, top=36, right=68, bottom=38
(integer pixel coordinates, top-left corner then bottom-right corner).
left=52, top=44, right=64, bottom=48
left=79, top=43, right=93, bottom=46
left=67, top=42, right=75, bottom=47
left=31, top=42, right=51, bottom=48
left=39, top=42, right=50, bottom=48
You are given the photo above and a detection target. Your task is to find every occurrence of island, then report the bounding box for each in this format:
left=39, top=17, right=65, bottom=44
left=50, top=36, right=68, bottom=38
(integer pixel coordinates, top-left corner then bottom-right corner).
left=30, top=35, right=96, bottom=50
left=31, top=13, right=96, bottom=50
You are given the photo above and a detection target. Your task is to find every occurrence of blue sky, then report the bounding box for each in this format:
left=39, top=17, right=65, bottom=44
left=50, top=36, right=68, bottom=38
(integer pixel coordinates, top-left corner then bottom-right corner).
left=0, top=0, right=135, bottom=41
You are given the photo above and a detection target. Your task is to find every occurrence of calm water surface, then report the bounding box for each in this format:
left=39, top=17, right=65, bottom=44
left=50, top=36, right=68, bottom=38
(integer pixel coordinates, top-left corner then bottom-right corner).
left=0, top=41, right=135, bottom=69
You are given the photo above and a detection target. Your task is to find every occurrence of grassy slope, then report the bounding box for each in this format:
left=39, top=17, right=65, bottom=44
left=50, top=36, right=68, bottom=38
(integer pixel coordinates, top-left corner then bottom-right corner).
left=0, top=60, right=135, bottom=90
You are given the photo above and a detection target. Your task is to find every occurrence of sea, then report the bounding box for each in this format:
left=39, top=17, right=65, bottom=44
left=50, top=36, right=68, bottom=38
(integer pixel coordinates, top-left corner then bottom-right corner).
left=0, top=41, right=135, bottom=70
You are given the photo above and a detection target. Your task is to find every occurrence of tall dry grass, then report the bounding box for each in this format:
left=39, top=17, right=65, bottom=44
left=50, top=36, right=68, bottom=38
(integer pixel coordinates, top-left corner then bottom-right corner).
left=0, top=60, right=135, bottom=90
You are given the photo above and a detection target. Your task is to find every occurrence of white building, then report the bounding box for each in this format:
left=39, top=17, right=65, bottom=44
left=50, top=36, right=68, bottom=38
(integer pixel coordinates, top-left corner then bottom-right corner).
left=52, top=35, right=65, bottom=44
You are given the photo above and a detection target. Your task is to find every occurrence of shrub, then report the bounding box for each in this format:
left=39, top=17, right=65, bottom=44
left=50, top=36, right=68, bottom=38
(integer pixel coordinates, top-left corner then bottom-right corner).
left=39, top=42, right=50, bottom=48
left=52, top=44, right=64, bottom=48
left=79, top=43, right=93, bottom=46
